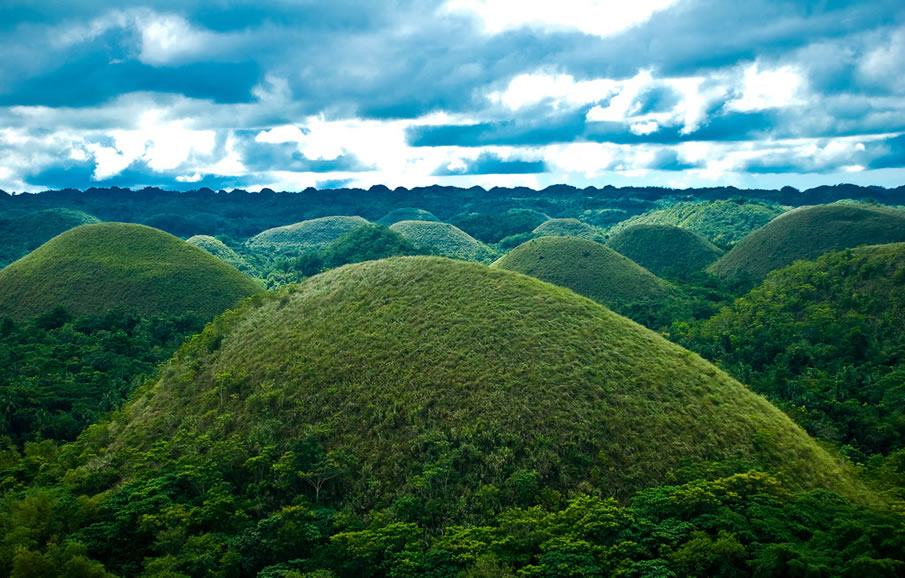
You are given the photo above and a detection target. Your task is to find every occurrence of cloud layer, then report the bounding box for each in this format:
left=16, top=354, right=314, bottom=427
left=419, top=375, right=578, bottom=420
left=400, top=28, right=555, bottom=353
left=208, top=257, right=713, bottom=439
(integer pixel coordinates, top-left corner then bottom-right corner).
left=0, top=0, right=903, bottom=191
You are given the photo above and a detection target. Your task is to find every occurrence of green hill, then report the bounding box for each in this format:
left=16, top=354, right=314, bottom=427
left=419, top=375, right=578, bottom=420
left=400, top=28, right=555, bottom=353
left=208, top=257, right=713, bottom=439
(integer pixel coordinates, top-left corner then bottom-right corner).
left=389, top=220, right=495, bottom=261
left=606, top=224, right=724, bottom=278
left=452, top=208, right=549, bottom=243
left=187, top=234, right=257, bottom=275
left=608, top=199, right=787, bottom=247
left=246, top=216, right=370, bottom=253
left=492, top=236, right=684, bottom=326
left=376, top=207, right=440, bottom=225
left=708, top=203, right=905, bottom=285
left=533, top=217, right=601, bottom=240
left=103, top=257, right=860, bottom=512
left=682, top=242, right=905, bottom=459
left=0, top=223, right=263, bottom=321
left=0, top=208, right=100, bottom=268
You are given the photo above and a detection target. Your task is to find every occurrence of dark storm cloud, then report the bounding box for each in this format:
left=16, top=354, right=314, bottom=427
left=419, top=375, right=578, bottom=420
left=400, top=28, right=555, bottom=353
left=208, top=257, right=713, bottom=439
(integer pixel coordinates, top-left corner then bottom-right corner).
left=26, top=161, right=253, bottom=191
left=432, top=152, right=547, bottom=176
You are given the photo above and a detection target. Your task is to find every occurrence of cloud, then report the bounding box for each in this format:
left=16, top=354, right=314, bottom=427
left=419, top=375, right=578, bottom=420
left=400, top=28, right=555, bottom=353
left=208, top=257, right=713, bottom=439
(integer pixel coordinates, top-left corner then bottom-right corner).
left=433, top=151, right=547, bottom=175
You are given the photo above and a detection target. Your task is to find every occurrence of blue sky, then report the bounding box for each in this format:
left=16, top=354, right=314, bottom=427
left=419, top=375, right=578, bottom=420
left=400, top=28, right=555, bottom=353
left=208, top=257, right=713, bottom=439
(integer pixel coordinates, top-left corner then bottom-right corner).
left=0, top=0, right=903, bottom=192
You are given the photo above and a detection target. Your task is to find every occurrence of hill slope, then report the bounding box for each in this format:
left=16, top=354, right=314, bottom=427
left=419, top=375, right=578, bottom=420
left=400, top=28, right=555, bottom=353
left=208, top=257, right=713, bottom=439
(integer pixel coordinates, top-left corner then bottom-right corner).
left=493, top=236, right=683, bottom=326
left=0, top=208, right=100, bottom=268
left=0, top=223, right=263, bottom=321
left=187, top=234, right=256, bottom=274
left=608, top=199, right=787, bottom=246
left=389, top=220, right=495, bottom=261
left=246, top=216, right=370, bottom=253
left=606, top=224, right=724, bottom=278
left=533, top=217, right=601, bottom=240
left=708, top=203, right=905, bottom=284
left=376, top=207, right=440, bottom=225
left=110, top=257, right=860, bottom=512
left=683, top=242, right=905, bottom=457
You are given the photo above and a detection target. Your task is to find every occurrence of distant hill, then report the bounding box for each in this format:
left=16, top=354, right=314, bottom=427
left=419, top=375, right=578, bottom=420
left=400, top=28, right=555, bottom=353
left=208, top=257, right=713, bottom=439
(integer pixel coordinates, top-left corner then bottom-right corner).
left=104, top=257, right=862, bottom=520
left=0, top=223, right=263, bottom=321
left=533, top=218, right=602, bottom=240
left=683, top=242, right=905, bottom=457
left=607, top=199, right=787, bottom=247
left=187, top=235, right=257, bottom=275
left=493, top=236, right=685, bottom=327
left=376, top=207, right=440, bottom=225
left=606, top=224, right=724, bottom=278
left=246, top=216, right=370, bottom=253
left=389, top=220, right=495, bottom=261
left=0, top=208, right=100, bottom=268
left=452, top=208, right=549, bottom=244
left=708, top=203, right=905, bottom=284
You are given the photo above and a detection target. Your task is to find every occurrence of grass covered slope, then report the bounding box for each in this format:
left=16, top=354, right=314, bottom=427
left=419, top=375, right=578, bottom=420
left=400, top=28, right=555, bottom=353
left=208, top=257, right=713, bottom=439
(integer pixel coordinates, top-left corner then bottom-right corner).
left=0, top=223, right=263, bottom=321
left=533, top=217, right=601, bottom=240
left=0, top=208, right=100, bottom=268
left=606, top=224, right=724, bottom=278
left=708, top=203, right=905, bottom=284
left=608, top=199, right=787, bottom=247
left=246, top=215, right=369, bottom=253
left=389, top=220, right=495, bottom=261
left=376, top=207, right=440, bottom=225
left=683, top=242, right=905, bottom=457
left=492, top=236, right=681, bottom=324
left=187, top=234, right=256, bottom=274
left=113, top=257, right=862, bottom=508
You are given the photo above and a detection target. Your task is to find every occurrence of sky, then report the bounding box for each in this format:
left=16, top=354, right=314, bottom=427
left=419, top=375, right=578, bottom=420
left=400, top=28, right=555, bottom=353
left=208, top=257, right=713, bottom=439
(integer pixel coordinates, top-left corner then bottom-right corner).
left=0, top=0, right=904, bottom=192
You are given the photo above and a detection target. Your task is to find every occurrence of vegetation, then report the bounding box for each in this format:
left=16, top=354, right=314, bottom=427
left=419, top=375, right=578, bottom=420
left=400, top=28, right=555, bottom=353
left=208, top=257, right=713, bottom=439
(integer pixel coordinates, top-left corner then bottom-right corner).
left=451, top=209, right=549, bottom=244
left=389, top=221, right=496, bottom=261
left=0, top=308, right=204, bottom=445
left=607, top=224, right=724, bottom=279
left=608, top=199, right=788, bottom=247
left=186, top=235, right=257, bottom=275
left=0, top=208, right=100, bottom=269
left=0, top=223, right=263, bottom=321
left=376, top=207, right=440, bottom=225
left=709, top=203, right=905, bottom=286
left=679, top=243, right=905, bottom=463
left=533, top=218, right=603, bottom=241
left=492, top=236, right=688, bottom=327
left=246, top=216, right=370, bottom=254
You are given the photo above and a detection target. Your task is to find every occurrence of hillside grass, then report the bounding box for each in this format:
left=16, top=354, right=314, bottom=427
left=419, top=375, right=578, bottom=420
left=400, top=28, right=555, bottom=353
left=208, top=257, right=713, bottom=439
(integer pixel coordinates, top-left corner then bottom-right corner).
left=187, top=234, right=257, bottom=275
left=0, top=223, right=263, bottom=321
left=606, top=224, right=724, bottom=279
left=708, top=203, right=905, bottom=285
left=0, top=208, right=100, bottom=268
left=246, top=215, right=370, bottom=253
left=389, top=220, right=496, bottom=262
left=607, top=199, right=788, bottom=247
left=376, top=207, right=440, bottom=225
left=105, top=257, right=866, bottom=514
left=533, top=217, right=603, bottom=240
left=492, top=236, right=687, bottom=327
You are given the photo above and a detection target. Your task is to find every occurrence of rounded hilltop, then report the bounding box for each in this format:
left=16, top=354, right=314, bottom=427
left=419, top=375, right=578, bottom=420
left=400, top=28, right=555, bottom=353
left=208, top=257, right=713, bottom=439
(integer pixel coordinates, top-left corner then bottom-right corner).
left=0, top=208, right=100, bottom=268
left=606, top=224, right=724, bottom=278
left=187, top=234, right=256, bottom=274
left=377, top=207, right=440, bottom=225
left=533, top=217, right=601, bottom=240
left=107, top=256, right=863, bottom=514
left=709, top=203, right=905, bottom=284
left=0, top=222, right=263, bottom=321
left=246, top=215, right=370, bottom=253
left=389, top=220, right=495, bottom=261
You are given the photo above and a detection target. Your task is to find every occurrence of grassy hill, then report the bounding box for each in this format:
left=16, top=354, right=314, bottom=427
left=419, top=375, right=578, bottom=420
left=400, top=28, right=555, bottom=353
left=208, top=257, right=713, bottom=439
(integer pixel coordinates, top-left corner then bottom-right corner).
left=0, top=223, right=263, bottom=321
left=103, top=257, right=861, bottom=513
left=493, top=236, right=684, bottom=326
left=187, top=234, right=257, bottom=275
left=376, top=207, right=440, bottom=225
left=0, top=208, right=100, bottom=268
left=533, top=217, right=602, bottom=240
left=246, top=215, right=370, bottom=253
left=606, top=224, right=724, bottom=278
left=452, top=208, right=549, bottom=244
left=682, top=242, right=905, bottom=460
left=708, top=203, right=905, bottom=285
left=608, top=199, right=788, bottom=247
left=389, top=220, right=495, bottom=261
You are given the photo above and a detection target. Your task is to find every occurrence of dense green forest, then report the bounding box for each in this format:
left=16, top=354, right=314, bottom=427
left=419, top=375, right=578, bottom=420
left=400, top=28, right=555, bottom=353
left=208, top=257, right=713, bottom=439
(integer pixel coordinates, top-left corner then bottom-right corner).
left=2, top=187, right=905, bottom=576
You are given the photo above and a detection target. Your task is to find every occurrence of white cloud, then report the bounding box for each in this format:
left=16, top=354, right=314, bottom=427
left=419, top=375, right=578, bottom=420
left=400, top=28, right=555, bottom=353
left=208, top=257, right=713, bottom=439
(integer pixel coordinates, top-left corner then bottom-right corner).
left=489, top=73, right=615, bottom=110
left=725, top=63, right=806, bottom=112
left=586, top=70, right=655, bottom=122
left=443, top=0, right=679, bottom=38
left=137, top=12, right=211, bottom=66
